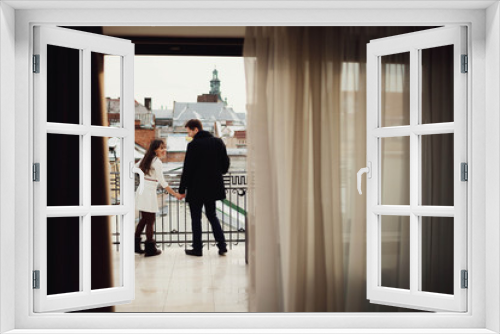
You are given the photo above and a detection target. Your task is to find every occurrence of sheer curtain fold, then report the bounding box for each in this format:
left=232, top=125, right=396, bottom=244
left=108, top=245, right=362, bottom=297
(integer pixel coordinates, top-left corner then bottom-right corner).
left=245, top=26, right=435, bottom=312
left=246, top=27, right=351, bottom=312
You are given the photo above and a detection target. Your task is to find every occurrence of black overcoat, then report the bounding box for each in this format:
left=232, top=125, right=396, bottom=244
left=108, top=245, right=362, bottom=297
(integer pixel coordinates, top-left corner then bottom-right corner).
left=179, top=130, right=230, bottom=202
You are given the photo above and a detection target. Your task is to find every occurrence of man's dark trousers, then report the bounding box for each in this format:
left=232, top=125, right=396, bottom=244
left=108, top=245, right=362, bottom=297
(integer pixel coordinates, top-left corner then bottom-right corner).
left=189, top=199, right=226, bottom=251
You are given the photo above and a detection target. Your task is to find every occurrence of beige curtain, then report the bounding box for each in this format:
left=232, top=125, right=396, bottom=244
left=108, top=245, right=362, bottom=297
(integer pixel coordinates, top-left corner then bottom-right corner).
left=244, top=26, right=432, bottom=312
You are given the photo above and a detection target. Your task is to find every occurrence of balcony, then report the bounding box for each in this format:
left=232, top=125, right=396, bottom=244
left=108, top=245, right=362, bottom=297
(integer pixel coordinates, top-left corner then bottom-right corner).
left=111, top=171, right=249, bottom=312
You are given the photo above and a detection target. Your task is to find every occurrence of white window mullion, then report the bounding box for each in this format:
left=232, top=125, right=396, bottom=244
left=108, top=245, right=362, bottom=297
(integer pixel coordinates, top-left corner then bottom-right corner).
left=409, top=48, right=419, bottom=295
left=413, top=123, right=454, bottom=135
left=122, top=213, right=132, bottom=288
left=365, top=45, right=379, bottom=300
left=122, top=53, right=134, bottom=208
left=82, top=48, right=92, bottom=295
left=82, top=133, right=93, bottom=209
left=411, top=206, right=455, bottom=217
left=454, top=27, right=468, bottom=311
left=372, top=205, right=411, bottom=216
left=417, top=48, right=423, bottom=293
left=33, top=28, right=50, bottom=306
left=46, top=124, right=130, bottom=138
left=372, top=126, right=412, bottom=138
left=373, top=124, right=454, bottom=138
left=46, top=123, right=87, bottom=135
left=121, top=51, right=135, bottom=297
left=362, top=205, right=455, bottom=217
left=82, top=48, right=91, bottom=208
left=46, top=206, right=129, bottom=217
left=375, top=53, right=381, bottom=291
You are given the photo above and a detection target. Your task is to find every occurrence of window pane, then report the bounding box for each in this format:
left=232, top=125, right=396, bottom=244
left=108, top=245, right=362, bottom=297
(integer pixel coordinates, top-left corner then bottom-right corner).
left=91, top=216, right=122, bottom=290
left=421, top=134, right=454, bottom=206
left=47, top=217, right=80, bottom=295
left=421, top=217, right=454, bottom=294
left=47, top=134, right=80, bottom=206
left=91, top=136, right=121, bottom=205
left=47, top=44, right=81, bottom=124
left=98, top=54, right=122, bottom=127
left=381, top=136, right=410, bottom=205
left=381, top=52, right=410, bottom=127
left=381, top=215, right=410, bottom=290
left=421, top=45, right=454, bottom=124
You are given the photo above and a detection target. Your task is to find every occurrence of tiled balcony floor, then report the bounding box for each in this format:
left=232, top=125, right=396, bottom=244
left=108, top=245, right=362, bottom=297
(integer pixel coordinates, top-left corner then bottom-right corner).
left=114, top=244, right=249, bottom=312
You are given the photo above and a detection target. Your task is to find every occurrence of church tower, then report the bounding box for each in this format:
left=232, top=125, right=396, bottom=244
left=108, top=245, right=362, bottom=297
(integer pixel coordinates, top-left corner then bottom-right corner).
left=209, top=68, right=221, bottom=95
left=198, top=67, right=225, bottom=104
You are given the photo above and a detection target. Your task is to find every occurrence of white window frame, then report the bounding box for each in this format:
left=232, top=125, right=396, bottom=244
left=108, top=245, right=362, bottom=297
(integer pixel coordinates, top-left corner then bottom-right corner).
left=32, top=25, right=136, bottom=313
left=1, top=2, right=499, bottom=333
left=365, top=26, right=468, bottom=312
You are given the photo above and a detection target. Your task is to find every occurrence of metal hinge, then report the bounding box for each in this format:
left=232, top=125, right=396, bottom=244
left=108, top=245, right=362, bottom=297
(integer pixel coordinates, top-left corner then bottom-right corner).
left=33, top=54, right=40, bottom=73
left=461, top=162, right=468, bottom=181
left=461, top=270, right=468, bottom=289
left=33, top=270, right=40, bottom=289
left=461, top=54, right=468, bottom=73
left=33, top=163, right=40, bottom=182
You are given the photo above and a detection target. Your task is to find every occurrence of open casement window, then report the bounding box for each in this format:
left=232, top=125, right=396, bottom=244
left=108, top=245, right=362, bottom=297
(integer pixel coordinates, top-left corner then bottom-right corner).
left=33, top=26, right=136, bottom=312
left=362, top=26, right=467, bottom=312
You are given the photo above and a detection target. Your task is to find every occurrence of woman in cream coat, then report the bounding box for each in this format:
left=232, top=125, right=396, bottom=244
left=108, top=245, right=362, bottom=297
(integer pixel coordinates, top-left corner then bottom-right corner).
left=135, top=139, right=182, bottom=257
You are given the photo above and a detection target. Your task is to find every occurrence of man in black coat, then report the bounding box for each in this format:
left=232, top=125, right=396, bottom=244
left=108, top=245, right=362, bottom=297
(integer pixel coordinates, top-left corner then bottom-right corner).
left=179, top=119, right=230, bottom=256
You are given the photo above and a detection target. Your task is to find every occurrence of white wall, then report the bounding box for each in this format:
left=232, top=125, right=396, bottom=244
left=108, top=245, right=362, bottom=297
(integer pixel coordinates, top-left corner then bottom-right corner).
left=486, top=2, right=500, bottom=333
left=0, top=2, right=16, bottom=333
left=3, top=4, right=496, bottom=332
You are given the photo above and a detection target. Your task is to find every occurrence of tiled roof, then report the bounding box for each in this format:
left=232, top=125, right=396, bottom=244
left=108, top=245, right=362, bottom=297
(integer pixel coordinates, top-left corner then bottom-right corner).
left=172, top=102, right=244, bottom=126
left=106, top=97, right=150, bottom=114
left=176, top=105, right=203, bottom=121
left=153, top=108, right=173, bottom=120
left=134, top=100, right=150, bottom=114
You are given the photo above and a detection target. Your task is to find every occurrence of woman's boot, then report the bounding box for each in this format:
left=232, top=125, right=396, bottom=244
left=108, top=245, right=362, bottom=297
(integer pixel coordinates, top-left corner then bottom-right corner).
left=135, top=237, right=145, bottom=254
left=145, top=240, right=162, bottom=257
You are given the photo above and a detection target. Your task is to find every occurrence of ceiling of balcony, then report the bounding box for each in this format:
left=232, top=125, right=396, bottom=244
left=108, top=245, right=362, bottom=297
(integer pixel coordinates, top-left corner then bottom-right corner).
left=102, top=26, right=246, bottom=38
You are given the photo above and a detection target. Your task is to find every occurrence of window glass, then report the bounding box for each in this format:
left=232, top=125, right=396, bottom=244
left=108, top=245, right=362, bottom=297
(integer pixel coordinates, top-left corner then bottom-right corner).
left=47, top=44, right=81, bottom=124
left=381, top=52, right=410, bottom=127
left=381, top=215, right=410, bottom=290
left=47, top=134, right=80, bottom=206
left=47, top=217, right=80, bottom=295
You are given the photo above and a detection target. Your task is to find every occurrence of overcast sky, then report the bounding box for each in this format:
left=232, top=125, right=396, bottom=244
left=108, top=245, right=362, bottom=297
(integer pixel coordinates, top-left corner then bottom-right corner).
left=104, top=55, right=247, bottom=114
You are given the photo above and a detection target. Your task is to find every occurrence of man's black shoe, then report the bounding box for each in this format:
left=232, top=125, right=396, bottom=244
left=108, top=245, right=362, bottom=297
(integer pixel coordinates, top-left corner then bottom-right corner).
left=218, top=248, right=228, bottom=256
left=185, top=249, right=202, bottom=257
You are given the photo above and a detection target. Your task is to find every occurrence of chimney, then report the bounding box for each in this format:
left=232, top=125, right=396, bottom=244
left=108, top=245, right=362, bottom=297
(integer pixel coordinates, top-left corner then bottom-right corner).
left=144, top=97, right=152, bottom=112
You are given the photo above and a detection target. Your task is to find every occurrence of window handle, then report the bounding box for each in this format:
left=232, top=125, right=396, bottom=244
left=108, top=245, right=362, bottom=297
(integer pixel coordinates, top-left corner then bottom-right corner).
left=130, top=161, right=145, bottom=195
left=357, top=162, right=372, bottom=195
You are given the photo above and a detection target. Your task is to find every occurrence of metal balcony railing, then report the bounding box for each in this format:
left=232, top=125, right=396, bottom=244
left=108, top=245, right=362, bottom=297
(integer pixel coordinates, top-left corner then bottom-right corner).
left=111, top=171, right=247, bottom=254
left=150, top=171, right=247, bottom=250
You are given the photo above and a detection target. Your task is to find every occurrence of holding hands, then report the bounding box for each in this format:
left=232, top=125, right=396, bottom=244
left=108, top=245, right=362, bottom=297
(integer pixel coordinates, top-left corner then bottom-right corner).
left=173, top=193, right=185, bottom=201
left=165, top=186, right=186, bottom=201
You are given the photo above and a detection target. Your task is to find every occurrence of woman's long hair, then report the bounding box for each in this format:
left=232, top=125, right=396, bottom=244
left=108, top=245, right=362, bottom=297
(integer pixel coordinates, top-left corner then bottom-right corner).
left=139, top=139, right=164, bottom=175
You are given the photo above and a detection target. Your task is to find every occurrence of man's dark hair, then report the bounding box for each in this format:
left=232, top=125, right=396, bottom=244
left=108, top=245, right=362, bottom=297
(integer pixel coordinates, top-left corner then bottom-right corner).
left=185, top=119, right=203, bottom=131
